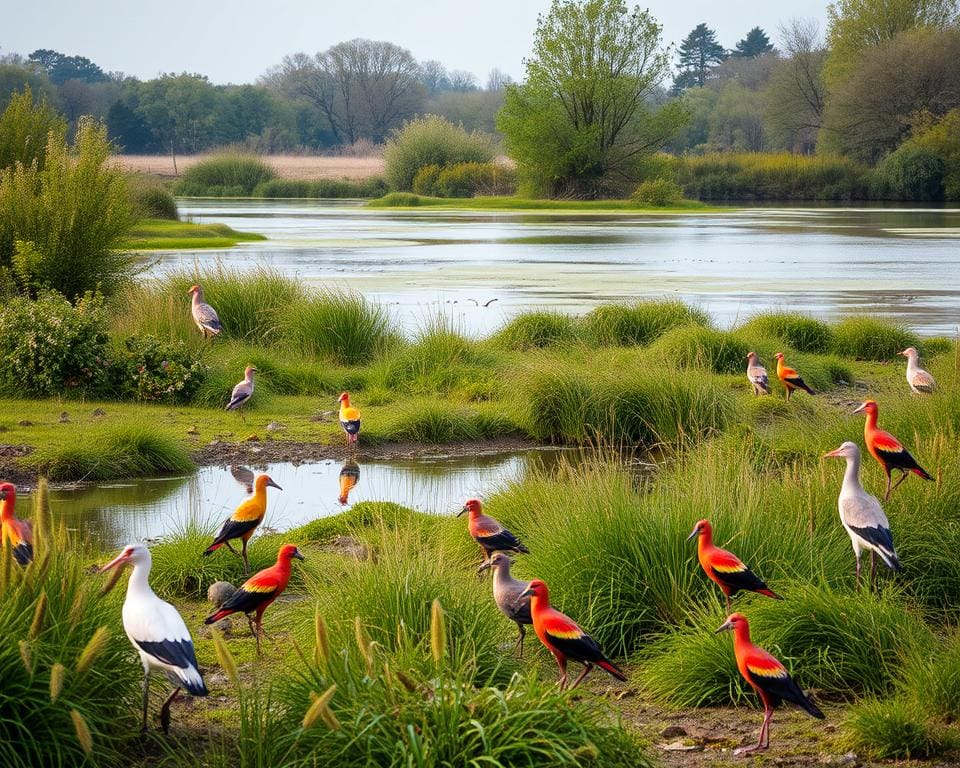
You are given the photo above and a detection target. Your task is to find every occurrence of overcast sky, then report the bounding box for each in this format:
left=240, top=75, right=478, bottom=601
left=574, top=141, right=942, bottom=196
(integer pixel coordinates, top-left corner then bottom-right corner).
left=3, top=0, right=829, bottom=85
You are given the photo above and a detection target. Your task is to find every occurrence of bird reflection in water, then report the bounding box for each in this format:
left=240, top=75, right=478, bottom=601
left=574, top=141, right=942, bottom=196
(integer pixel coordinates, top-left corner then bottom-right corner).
left=338, top=459, right=360, bottom=505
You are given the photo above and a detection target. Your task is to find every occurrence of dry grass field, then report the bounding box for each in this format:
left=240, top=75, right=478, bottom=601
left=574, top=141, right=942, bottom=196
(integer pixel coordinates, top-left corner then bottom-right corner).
left=113, top=154, right=385, bottom=180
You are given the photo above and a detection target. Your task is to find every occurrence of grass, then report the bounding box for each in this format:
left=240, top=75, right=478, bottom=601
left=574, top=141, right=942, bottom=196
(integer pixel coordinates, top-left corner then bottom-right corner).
left=830, top=315, right=920, bottom=360
left=649, top=325, right=750, bottom=374
left=583, top=300, right=711, bottom=347
left=844, top=698, right=945, bottom=759
left=738, top=312, right=835, bottom=353
left=122, top=219, right=266, bottom=250
left=174, top=152, right=275, bottom=197
left=492, top=311, right=582, bottom=350
left=253, top=177, right=388, bottom=199
left=368, top=193, right=714, bottom=211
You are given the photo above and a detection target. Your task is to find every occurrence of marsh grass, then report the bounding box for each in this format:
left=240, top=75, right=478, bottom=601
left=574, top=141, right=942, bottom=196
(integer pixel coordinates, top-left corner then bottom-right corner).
left=253, top=177, right=388, bottom=199
left=830, top=316, right=920, bottom=360
left=492, top=311, right=582, bottom=350
left=650, top=325, right=750, bottom=374
left=367, top=399, right=516, bottom=444
left=175, top=152, right=276, bottom=197
left=844, top=698, right=946, bottom=759
left=899, top=631, right=960, bottom=720
left=584, top=300, right=710, bottom=347
left=738, top=312, right=834, bottom=353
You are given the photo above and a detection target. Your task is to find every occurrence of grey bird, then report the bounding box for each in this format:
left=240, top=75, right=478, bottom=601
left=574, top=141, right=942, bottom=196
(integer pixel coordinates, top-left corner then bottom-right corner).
left=477, top=552, right=533, bottom=657
left=225, top=366, right=256, bottom=420
left=824, top=441, right=901, bottom=592
left=187, top=284, right=222, bottom=339
left=746, top=351, right=771, bottom=395
left=900, top=347, right=936, bottom=394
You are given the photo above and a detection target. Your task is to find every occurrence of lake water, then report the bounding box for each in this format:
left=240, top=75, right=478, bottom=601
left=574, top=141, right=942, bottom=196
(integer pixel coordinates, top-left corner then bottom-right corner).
left=153, top=200, right=960, bottom=336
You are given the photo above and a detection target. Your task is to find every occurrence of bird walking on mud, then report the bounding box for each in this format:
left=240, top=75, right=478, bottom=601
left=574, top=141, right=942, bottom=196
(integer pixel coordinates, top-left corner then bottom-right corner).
left=478, top=552, right=532, bottom=657
left=853, top=400, right=932, bottom=501
left=459, top=498, right=529, bottom=566
left=203, top=469, right=282, bottom=574
left=338, top=459, right=360, bottom=505
left=100, top=544, right=207, bottom=734
left=746, top=352, right=771, bottom=395
left=716, top=613, right=824, bottom=754
left=187, top=284, right=222, bottom=339
left=338, top=392, right=362, bottom=445
left=0, top=482, right=32, bottom=566
left=774, top=352, right=815, bottom=400
left=205, top=543, right=304, bottom=654
left=226, top=365, right=256, bottom=420
left=824, top=441, right=901, bottom=590
left=900, top=347, right=936, bottom=394
left=687, top=519, right=781, bottom=612
left=519, top=578, right=627, bottom=690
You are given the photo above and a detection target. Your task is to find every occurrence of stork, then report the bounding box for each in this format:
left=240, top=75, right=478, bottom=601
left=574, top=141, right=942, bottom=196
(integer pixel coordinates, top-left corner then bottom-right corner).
left=187, top=284, right=222, bottom=339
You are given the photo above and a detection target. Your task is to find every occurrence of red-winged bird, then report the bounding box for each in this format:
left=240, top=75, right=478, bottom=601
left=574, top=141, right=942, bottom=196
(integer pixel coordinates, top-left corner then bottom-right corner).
left=478, top=552, right=532, bottom=657
left=900, top=347, right=936, bottom=394
left=100, top=544, right=207, bottom=734
left=854, top=399, right=933, bottom=501
left=338, top=392, right=362, bottom=444
left=338, top=459, right=360, bottom=505
left=204, top=543, right=304, bottom=653
left=203, top=471, right=282, bottom=573
left=518, top=579, right=626, bottom=690
left=225, top=365, right=256, bottom=420
left=0, top=482, right=32, bottom=566
left=716, top=613, right=824, bottom=754
left=187, top=284, right=222, bottom=339
left=746, top=352, right=771, bottom=395
left=774, top=352, right=815, bottom=400
left=458, top=498, right=529, bottom=566
left=824, top=441, right=901, bottom=590
left=687, top=519, right=781, bottom=612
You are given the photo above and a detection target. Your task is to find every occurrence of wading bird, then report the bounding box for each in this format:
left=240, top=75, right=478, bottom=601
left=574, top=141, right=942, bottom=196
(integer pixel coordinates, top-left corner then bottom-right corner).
left=716, top=613, right=824, bottom=754
left=187, top=284, right=221, bottom=339
left=687, top=519, right=781, bottom=612
left=746, top=352, right=771, bottom=395
left=458, top=498, right=529, bottom=566
left=100, top=544, right=207, bottom=734
left=204, top=543, right=304, bottom=654
left=824, top=442, right=902, bottom=590
left=774, top=352, right=815, bottom=400
left=203, top=470, right=282, bottom=573
left=518, top=579, right=626, bottom=690
left=338, top=459, right=360, bottom=505
left=900, top=347, right=936, bottom=394
left=0, top=482, right=32, bottom=566
left=854, top=400, right=933, bottom=501
left=225, top=365, right=256, bottom=420
left=478, top=552, right=532, bottom=657
left=338, top=392, right=361, bottom=444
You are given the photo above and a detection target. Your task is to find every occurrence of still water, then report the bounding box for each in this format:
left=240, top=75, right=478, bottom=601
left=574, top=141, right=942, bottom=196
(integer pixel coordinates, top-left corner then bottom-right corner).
left=154, top=200, right=960, bottom=336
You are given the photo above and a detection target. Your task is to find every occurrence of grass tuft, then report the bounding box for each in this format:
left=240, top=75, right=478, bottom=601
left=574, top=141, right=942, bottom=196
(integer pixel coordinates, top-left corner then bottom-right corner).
left=584, top=300, right=710, bottom=347
left=650, top=325, right=750, bottom=374
left=830, top=315, right=920, bottom=361
left=738, top=312, right=834, bottom=353
left=844, top=698, right=944, bottom=759
left=493, top=311, right=582, bottom=350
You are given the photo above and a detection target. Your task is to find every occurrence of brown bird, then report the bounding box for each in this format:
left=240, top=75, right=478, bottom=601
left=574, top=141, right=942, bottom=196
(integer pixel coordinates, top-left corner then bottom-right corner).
left=774, top=352, right=814, bottom=400
left=187, top=284, right=222, bottom=339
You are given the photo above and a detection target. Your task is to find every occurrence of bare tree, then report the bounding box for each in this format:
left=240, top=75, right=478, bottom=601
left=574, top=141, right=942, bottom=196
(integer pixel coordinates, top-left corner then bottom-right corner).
left=764, top=19, right=826, bottom=153
left=448, top=69, right=479, bottom=92
left=486, top=68, right=514, bottom=91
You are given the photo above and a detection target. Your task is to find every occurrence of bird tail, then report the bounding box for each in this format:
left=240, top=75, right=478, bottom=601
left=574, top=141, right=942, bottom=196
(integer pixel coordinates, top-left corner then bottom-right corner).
left=912, top=466, right=934, bottom=481
left=758, top=588, right=783, bottom=600
left=876, top=547, right=902, bottom=573
left=204, top=607, right=233, bottom=625
left=597, top=658, right=628, bottom=682
left=202, top=541, right=223, bottom=556
left=800, top=382, right=815, bottom=395
left=12, top=542, right=33, bottom=567
left=516, top=543, right=530, bottom=554
left=225, top=399, right=241, bottom=411
left=799, top=693, right=825, bottom=720
left=174, top=664, right=208, bottom=697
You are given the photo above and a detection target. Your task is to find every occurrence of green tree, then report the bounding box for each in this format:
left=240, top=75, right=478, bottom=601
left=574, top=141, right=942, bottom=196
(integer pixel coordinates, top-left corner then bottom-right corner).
left=672, top=23, right=727, bottom=94
left=134, top=73, right=219, bottom=170
left=27, top=48, right=107, bottom=85
left=764, top=19, right=826, bottom=154
left=734, top=27, right=775, bottom=58
left=497, top=0, right=681, bottom=197
left=0, top=87, right=66, bottom=171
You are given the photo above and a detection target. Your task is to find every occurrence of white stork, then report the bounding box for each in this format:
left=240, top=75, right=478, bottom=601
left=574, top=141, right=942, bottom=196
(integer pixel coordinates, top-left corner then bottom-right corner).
left=900, top=347, right=936, bottom=394
left=187, top=284, right=222, bottom=338
left=824, top=442, right=901, bottom=591
left=100, top=544, right=208, bottom=733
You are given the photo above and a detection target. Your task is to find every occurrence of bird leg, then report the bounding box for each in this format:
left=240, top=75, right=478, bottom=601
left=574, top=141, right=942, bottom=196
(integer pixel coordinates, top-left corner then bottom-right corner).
left=556, top=656, right=568, bottom=691
left=883, top=473, right=893, bottom=502
left=735, top=706, right=772, bottom=755
left=515, top=624, right=525, bottom=658
left=855, top=555, right=862, bottom=592
left=159, top=687, right=181, bottom=735
left=890, top=470, right=910, bottom=496
left=725, top=594, right=732, bottom=613
left=870, top=551, right=877, bottom=593
left=785, top=388, right=792, bottom=401
left=140, top=672, right=151, bottom=734
left=224, top=540, right=241, bottom=559
left=569, top=662, right=594, bottom=690
left=241, top=539, right=250, bottom=575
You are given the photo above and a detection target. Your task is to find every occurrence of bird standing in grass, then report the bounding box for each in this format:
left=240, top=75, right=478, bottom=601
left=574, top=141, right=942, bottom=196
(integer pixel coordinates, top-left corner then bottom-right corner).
left=774, top=352, right=815, bottom=400
left=187, top=284, right=221, bottom=339
left=226, top=365, right=256, bottom=420
left=854, top=399, right=933, bottom=501
left=518, top=578, right=626, bottom=690
left=746, top=352, right=771, bottom=395
left=204, top=543, right=304, bottom=654
left=338, top=392, right=362, bottom=444
left=716, top=613, right=824, bottom=754
left=824, top=441, right=901, bottom=591
left=203, top=471, right=282, bottom=574
left=0, top=482, right=32, bottom=566
left=900, top=347, right=936, bottom=394
left=478, top=552, right=532, bottom=657
left=338, top=459, right=360, bottom=505
left=458, top=498, right=529, bottom=566
left=687, top=519, right=781, bottom=612
left=100, top=544, right=207, bottom=734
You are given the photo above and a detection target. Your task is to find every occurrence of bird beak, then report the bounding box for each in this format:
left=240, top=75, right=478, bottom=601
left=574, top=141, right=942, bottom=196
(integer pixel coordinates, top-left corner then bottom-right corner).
left=686, top=525, right=700, bottom=542
left=267, top=480, right=283, bottom=491
left=898, top=350, right=908, bottom=357
left=457, top=506, right=467, bottom=517
left=518, top=586, right=534, bottom=599
left=714, top=619, right=734, bottom=635
left=477, top=559, right=491, bottom=574
left=99, top=551, right=130, bottom=574
left=823, top=448, right=842, bottom=458
left=852, top=403, right=867, bottom=415
left=293, top=550, right=305, bottom=561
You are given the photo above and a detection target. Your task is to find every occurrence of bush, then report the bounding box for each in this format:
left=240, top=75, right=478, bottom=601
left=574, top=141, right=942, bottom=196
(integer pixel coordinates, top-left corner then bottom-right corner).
left=411, top=163, right=442, bottom=195
left=433, top=162, right=517, bottom=197
left=126, top=173, right=178, bottom=220
left=738, top=312, right=834, bottom=353
left=175, top=152, right=276, bottom=196
left=253, top=177, right=388, bottom=199
left=383, top=115, right=496, bottom=191
left=831, top=315, right=919, bottom=360
left=0, top=86, right=66, bottom=172
left=908, top=108, right=960, bottom=199
left=845, top=698, right=943, bottom=759
left=584, top=300, right=710, bottom=347
left=874, top=145, right=945, bottom=201
left=109, top=335, right=206, bottom=403
left=631, top=178, right=683, bottom=206
left=493, top=311, right=581, bottom=350
left=0, top=290, right=109, bottom=396
left=651, top=325, right=750, bottom=374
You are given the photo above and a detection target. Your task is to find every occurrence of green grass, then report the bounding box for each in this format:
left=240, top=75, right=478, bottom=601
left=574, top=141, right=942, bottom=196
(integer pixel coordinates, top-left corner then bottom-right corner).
left=492, top=311, right=582, bottom=350
left=123, top=218, right=265, bottom=250
left=583, top=300, right=711, bottom=347
left=253, top=177, right=388, bottom=199
left=830, top=315, right=920, bottom=360
left=650, top=325, right=750, bottom=374
left=368, top=193, right=714, bottom=211
left=174, top=152, right=276, bottom=197
left=844, top=698, right=946, bottom=759
left=738, top=312, right=835, bottom=353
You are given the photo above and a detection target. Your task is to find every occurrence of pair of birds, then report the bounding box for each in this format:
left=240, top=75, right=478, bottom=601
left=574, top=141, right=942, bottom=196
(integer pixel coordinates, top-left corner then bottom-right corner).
left=746, top=351, right=814, bottom=399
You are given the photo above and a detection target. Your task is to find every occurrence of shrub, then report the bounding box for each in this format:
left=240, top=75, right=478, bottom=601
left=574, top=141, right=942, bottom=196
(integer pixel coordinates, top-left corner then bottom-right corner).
left=0, top=290, right=109, bottom=396
left=0, top=86, right=66, bottom=171
left=383, top=115, right=495, bottom=191
left=908, top=108, right=960, bottom=199
left=433, top=162, right=517, bottom=197
left=874, top=145, right=945, bottom=201
left=252, top=177, right=388, bottom=199
left=126, top=173, right=177, bottom=220
left=831, top=315, right=919, bottom=360
left=175, top=152, right=276, bottom=196
left=109, top=334, right=206, bottom=403
left=584, top=300, right=710, bottom=347
left=900, top=631, right=960, bottom=720
left=844, top=698, right=943, bottom=759
left=411, top=163, right=442, bottom=195
left=0, top=118, right=136, bottom=299
left=493, top=311, right=581, bottom=350
left=739, top=312, right=834, bottom=353
left=651, top=325, right=750, bottom=374
left=631, top=178, right=683, bottom=206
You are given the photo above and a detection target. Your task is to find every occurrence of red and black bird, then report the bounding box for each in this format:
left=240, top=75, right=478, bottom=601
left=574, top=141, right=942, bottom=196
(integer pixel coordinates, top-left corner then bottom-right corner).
left=0, top=482, right=32, bottom=566
left=458, top=498, right=529, bottom=566
left=854, top=400, right=933, bottom=500
left=203, top=468, right=282, bottom=574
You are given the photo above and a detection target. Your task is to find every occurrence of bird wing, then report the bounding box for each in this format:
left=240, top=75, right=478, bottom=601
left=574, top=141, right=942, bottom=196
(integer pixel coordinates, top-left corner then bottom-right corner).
left=125, top=598, right=199, bottom=670
left=473, top=516, right=528, bottom=553
left=910, top=369, right=936, bottom=393
left=193, top=302, right=221, bottom=332
left=778, top=364, right=799, bottom=380
left=213, top=567, right=284, bottom=616
left=708, top=548, right=771, bottom=593
left=744, top=649, right=823, bottom=717
left=207, top=515, right=260, bottom=549
left=840, top=493, right=889, bottom=531
left=870, top=428, right=904, bottom=454
left=540, top=610, right=602, bottom=661
left=230, top=465, right=256, bottom=495
left=3, top=519, right=33, bottom=565
left=340, top=405, right=361, bottom=422
left=229, top=380, right=252, bottom=401
left=748, top=365, right=769, bottom=387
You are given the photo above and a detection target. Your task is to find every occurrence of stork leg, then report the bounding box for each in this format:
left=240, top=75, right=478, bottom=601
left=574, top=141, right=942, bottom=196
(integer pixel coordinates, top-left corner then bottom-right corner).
left=140, top=671, right=151, bottom=734
left=515, top=623, right=526, bottom=658
left=735, top=705, right=772, bottom=754
left=159, top=687, right=180, bottom=735
left=855, top=555, right=862, bottom=592
left=890, top=470, right=910, bottom=495
left=870, top=551, right=877, bottom=593
left=241, top=539, right=250, bottom=575
left=570, top=662, right=594, bottom=690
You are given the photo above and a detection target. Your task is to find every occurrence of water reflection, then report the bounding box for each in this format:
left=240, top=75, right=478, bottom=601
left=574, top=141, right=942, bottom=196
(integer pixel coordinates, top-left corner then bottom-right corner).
left=338, top=459, right=360, bottom=506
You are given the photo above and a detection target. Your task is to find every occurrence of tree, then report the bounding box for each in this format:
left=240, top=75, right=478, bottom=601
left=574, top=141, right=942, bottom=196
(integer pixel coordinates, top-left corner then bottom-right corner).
left=498, top=0, right=681, bottom=197
left=448, top=70, right=479, bottom=91
left=0, top=87, right=67, bottom=171
left=106, top=98, right=153, bottom=153
left=419, top=60, right=452, bottom=94
left=27, top=49, right=107, bottom=85
left=734, top=27, right=775, bottom=57
left=134, top=74, right=219, bottom=169
left=486, top=68, right=514, bottom=91
left=708, top=81, right=766, bottom=151
left=764, top=19, right=826, bottom=153
left=672, top=23, right=727, bottom=94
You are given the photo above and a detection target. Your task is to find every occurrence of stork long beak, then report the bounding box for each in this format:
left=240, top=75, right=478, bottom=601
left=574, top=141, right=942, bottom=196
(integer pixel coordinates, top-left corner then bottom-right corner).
left=456, top=506, right=467, bottom=517
left=293, top=550, right=305, bottom=561
left=686, top=525, right=700, bottom=542
left=852, top=403, right=867, bottom=415
left=518, top=586, right=534, bottom=600
left=714, top=619, right=735, bottom=634
left=823, top=447, right=843, bottom=458
left=99, top=551, right=130, bottom=574
left=267, top=479, right=283, bottom=491
left=477, top=559, right=492, bottom=574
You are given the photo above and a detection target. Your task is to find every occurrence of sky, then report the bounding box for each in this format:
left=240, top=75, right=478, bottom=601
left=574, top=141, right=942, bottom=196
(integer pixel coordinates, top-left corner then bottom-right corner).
left=2, top=0, right=829, bottom=85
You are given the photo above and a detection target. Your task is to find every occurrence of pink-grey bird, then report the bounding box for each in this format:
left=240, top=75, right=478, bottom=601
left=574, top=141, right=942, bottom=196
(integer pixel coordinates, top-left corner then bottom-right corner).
left=900, top=347, right=936, bottom=394
left=746, top=352, right=771, bottom=395
left=477, top=552, right=532, bottom=657
left=187, top=284, right=222, bottom=339
left=226, top=365, right=256, bottom=419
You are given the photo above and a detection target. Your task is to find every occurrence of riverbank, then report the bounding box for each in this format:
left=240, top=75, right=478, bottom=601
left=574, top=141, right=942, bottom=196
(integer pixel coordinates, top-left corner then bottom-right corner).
left=122, top=218, right=266, bottom=250
left=367, top=192, right=717, bottom=211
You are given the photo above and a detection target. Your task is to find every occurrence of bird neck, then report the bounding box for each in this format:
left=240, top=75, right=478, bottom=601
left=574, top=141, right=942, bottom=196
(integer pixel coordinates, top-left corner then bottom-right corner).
left=841, top=453, right=863, bottom=494
left=340, top=396, right=351, bottom=409
left=127, top=561, right=156, bottom=601
left=529, top=592, right=550, bottom=616
left=697, top=526, right=714, bottom=551
left=192, top=290, right=203, bottom=305
left=491, top=562, right=511, bottom=585
left=731, top=622, right=753, bottom=651
left=776, top=358, right=785, bottom=374
left=863, top=410, right=878, bottom=432
left=0, top=495, right=13, bottom=522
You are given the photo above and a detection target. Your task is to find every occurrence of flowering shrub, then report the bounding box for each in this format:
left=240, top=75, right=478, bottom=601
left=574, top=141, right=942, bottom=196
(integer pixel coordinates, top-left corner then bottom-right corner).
left=0, top=290, right=110, bottom=396
left=110, top=335, right=206, bottom=403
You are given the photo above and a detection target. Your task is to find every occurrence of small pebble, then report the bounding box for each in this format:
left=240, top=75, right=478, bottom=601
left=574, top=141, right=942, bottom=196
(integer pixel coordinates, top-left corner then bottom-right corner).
left=266, top=421, right=286, bottom=432
left=660, top=725, right=687, bottom=739
left=186, top=425, right=199, bottom=435
left=659, top=740, right=702, bottom=752
left=207, top=581, right=237, bottom=607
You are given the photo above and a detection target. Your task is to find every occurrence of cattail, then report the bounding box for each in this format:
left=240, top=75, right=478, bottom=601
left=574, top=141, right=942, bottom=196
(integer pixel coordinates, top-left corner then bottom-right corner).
left=319, top=704, right=341, bottom=731
left=99, top=564, right=124, bottom=597
left=76, top=627, right=109, bottom=675
left=29, top=591, right=47, bottom=639
left=68, top=592, right=87, bottom=631
left=70, top=709, right=93, bottom=755
left=314, top=608, right=330, bottom=668
left=396, top=669, right=419, bottom=693
left=354, top=617, right=373, bottom=675
left=33, top=478, right=49, bottom=560
left=29, top=551, right=51, bottom=588
left=18, top=640, right=32, bottom=674
left=212, top=630, right=239, bottom=686
left=302, top=684, right=337, bottom=730
left=49, top=662, right=66, bottom=702
left=430, top=599, right=446, bottom=664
